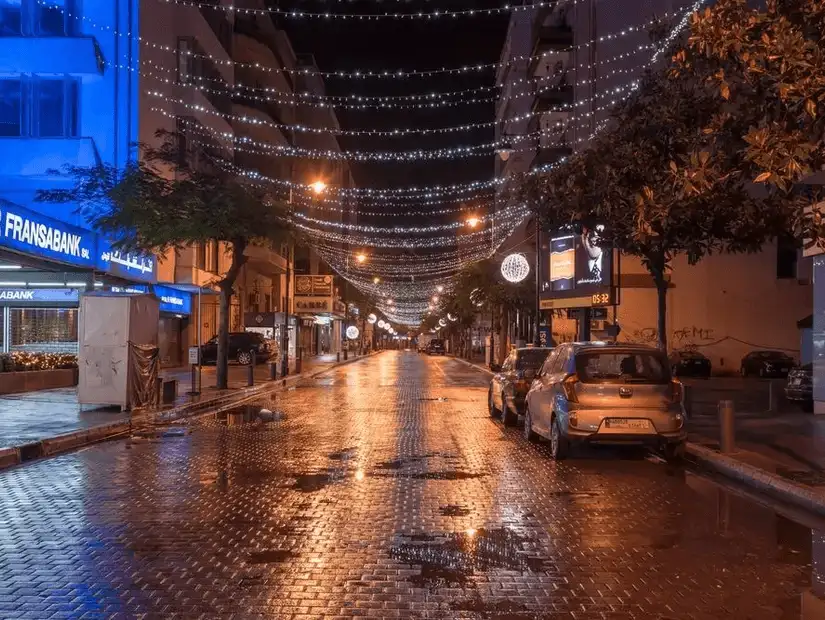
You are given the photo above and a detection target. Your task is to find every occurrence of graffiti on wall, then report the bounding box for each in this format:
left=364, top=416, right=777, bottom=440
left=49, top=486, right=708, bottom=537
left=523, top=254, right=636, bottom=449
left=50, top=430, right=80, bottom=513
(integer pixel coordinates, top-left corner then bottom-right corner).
left=625, top=326, right=715, bottom=346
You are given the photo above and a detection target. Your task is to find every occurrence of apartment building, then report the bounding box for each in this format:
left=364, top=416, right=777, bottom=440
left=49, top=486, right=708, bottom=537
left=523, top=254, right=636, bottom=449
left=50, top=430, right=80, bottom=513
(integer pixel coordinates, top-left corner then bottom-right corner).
left=493, top=0, right=811, bottom=369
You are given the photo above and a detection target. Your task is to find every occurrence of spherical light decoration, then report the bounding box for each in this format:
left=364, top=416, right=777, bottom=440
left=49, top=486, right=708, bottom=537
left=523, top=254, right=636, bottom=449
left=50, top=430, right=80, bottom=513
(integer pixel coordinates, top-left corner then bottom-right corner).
left=378, top=320, right=386, bottom=328
left=501, top=253, right=530, bottom=283
left=439, top=318, right=447, bottom=327
left=346, top=325, right=360, bottom=340
left=368, top=313, right=377, bottom=324
left=447, top=313, right=457, bottom=322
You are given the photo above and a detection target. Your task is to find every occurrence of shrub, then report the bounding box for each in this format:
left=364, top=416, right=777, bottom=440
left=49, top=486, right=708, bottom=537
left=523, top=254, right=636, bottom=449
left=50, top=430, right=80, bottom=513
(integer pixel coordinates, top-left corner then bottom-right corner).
left=0, top=352, right=78, bottom=372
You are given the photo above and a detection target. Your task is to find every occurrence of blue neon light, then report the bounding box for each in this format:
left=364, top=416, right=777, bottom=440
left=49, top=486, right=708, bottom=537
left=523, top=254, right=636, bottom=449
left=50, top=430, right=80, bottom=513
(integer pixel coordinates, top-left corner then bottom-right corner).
left=110, top=284, right=191, bottom=315
left=98, top=239, right=157, bottom=283
left=0, top=288, right=80, bottom=303
left=0, top=201, right=96, bottom=268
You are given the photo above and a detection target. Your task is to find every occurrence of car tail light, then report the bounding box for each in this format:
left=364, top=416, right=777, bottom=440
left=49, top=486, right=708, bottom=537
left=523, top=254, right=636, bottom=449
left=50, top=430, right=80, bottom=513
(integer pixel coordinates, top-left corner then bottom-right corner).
left=562, top=374, right=579, bottom=402
left=671, top=379, right=683, bottom=404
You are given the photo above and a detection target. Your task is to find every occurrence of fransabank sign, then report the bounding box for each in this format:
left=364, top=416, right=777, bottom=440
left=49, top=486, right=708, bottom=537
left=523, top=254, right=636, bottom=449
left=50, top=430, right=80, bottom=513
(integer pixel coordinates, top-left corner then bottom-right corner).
left=0, top=203, right=95, bottom=268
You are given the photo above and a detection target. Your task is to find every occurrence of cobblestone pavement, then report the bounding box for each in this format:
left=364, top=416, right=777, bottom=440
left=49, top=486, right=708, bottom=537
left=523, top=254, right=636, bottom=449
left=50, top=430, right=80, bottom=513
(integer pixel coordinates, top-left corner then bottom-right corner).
left=1, top=351, right=825, bottom=619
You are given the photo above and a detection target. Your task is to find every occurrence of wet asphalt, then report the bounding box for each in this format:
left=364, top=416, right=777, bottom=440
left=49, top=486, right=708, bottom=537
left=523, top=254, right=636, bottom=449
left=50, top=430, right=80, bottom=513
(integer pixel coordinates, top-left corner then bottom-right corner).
left=1, top=350, right=824, bottom=619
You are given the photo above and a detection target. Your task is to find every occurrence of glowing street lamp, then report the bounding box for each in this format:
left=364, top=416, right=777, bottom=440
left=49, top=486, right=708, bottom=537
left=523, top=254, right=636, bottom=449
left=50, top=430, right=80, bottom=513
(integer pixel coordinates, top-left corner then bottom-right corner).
left=436, top=285, right=444, bottom=293
left=355, top=253, right=367, bottom=264
left=466, top=217, right=480, bottom=228
left=373, top=276, right=380, bottom=284
left=311, top=180, right=327, bottom=194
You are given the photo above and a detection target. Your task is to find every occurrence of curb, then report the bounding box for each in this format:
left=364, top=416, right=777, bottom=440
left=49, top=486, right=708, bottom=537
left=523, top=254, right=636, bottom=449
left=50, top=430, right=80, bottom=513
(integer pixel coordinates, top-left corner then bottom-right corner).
left=0, top=350, right=383, bottom=471
left=686, top=443, right=825, bottom=518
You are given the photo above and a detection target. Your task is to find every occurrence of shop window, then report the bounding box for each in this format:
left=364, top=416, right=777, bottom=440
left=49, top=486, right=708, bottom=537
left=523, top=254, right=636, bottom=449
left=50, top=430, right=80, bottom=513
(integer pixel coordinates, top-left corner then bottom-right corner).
left=195, top=242, right=207, bottom=270
left=0, top=0, right=72, bottom=36
left=209, top=240, right=219, bottom=273
left=9, top=308, right=78, bottom=354
left=0, top=77, right=78, bottom=137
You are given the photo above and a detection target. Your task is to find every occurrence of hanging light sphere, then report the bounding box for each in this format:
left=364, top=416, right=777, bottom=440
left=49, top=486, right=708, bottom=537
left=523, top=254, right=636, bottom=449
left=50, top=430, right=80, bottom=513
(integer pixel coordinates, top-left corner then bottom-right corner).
left=346, top=325, right=360, bottom=340
left=438, top=318, right=447, bottom=327
left=367, top=313, right=377, bottom=324
left=500, top=253, right=530, bottom=283
left=447, top=313, right=457, bottom=322
left=377, top=320, right=386, bottom=328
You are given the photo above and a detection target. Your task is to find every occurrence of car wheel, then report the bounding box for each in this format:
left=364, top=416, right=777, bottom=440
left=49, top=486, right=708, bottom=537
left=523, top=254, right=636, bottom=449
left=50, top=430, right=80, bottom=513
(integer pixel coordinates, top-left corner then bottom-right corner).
left=237, top=350, right=253, bottom=365
left=488, top=389, right=500, bottom=418
left=549, top=416, right=570, bottom=461
left=502, top=393, right=518, bottom=427
left=663, top=441, right=685, bottom=464
left=524, top=406, right=539, bottom=442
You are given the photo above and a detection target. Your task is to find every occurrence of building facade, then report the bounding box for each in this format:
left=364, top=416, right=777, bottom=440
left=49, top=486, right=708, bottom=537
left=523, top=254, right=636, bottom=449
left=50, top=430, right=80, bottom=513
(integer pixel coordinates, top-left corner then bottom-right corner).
left=493, top=0, right=811, bottom=367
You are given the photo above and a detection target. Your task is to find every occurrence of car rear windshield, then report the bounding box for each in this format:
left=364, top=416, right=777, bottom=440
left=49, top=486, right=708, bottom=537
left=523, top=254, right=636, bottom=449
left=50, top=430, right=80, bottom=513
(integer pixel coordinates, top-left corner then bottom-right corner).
left=575, top=350, right=670, bottom=384
left=516, top=349, right=552, bottom=370
left=430, top=340, right=444, bottom=346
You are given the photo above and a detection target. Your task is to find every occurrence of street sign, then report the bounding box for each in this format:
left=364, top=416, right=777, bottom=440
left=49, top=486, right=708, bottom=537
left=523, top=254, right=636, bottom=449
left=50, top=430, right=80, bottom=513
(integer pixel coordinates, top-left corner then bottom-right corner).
left=188, top=346, right=200, bottom=365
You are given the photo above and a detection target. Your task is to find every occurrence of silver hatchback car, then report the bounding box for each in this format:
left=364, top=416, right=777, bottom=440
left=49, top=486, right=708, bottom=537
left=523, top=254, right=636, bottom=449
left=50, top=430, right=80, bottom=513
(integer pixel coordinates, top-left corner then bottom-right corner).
left=524, top=342, right=687, bottom=461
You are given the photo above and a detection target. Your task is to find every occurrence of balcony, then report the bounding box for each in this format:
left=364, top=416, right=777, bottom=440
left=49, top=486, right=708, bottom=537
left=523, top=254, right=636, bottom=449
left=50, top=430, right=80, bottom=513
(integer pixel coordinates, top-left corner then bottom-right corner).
left=244, top=244, right=288, bottom=275
left=198, top=1, right=232, bottom=54
left=533, top=143, right=573, bottom=169
left=531, top=81, right=574, bottom=113
left=0, top=37, right=103, bottom=75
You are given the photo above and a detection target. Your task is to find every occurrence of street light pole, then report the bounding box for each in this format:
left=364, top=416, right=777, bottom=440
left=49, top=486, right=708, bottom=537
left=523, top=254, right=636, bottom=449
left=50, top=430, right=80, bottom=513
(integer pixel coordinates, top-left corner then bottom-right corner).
left=534, top=215, right=541, bottom=346
left=281, top=185, right=292, bottom=377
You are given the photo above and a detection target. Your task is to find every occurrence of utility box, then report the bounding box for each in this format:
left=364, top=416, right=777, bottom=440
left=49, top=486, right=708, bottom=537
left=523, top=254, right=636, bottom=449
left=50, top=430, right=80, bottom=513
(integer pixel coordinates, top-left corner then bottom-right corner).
left=77, top=293, right=160, bottom=410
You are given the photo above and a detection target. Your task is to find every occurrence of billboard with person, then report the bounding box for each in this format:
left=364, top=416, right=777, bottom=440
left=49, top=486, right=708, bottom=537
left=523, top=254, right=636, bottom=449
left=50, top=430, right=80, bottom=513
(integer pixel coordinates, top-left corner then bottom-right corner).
left=539, top=224, right=615, bottom=309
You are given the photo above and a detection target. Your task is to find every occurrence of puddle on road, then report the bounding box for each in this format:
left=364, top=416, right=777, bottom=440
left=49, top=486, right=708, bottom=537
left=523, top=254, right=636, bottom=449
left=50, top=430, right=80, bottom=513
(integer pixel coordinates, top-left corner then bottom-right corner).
left=247, top=549, right=294, bottom=564
left=439, top=505, right=471, bottom=517
left=327, top=447, right=357, bottom=461
left=292, top=472, right=332, bottom=492
left=391, top=527, right=551, bottom=590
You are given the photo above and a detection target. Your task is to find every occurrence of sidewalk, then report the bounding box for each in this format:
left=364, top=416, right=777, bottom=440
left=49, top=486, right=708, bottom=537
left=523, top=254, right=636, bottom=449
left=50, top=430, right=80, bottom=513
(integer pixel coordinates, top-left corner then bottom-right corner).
left=0, top=354, right=340, bottom=449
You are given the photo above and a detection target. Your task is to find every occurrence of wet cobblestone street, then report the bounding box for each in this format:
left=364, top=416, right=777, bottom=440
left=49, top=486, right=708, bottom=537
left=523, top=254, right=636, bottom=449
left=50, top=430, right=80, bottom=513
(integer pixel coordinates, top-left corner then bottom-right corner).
left=1, top=351, right=824, bottom=619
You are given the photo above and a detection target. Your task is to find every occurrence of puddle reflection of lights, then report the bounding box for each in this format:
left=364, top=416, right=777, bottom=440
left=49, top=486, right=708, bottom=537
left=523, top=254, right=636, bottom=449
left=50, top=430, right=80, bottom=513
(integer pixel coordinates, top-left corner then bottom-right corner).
left=355, top=469, right=365, bottom=481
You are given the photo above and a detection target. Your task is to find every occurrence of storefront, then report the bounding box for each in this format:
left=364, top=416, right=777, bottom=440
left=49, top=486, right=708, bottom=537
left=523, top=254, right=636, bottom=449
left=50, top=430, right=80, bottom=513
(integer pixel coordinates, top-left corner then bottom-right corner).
left=0, top=287, right=81, bottom=353
left=293, top=275, right=345, bottom=355
left=243, top=312, right=297, bottom=366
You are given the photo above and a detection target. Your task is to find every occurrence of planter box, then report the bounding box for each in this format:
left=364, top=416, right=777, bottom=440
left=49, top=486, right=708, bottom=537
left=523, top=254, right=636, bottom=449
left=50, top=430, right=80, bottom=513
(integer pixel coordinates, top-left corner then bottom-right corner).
left=0, top=368, right=78, bottom=395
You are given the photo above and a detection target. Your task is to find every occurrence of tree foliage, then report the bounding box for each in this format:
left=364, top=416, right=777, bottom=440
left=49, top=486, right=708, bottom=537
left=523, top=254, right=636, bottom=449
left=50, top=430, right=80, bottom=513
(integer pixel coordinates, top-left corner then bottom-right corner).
left=37, top=132, right=294, bottom=389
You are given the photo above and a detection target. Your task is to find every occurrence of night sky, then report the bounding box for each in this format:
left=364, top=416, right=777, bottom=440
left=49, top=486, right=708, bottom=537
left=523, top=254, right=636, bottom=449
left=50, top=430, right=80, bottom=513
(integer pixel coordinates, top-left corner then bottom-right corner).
left=278, top=0, right=510, bottom=193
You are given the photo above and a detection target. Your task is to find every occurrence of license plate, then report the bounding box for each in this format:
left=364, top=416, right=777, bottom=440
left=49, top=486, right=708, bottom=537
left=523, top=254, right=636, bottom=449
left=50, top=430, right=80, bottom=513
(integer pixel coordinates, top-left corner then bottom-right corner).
left=604, top=418, right=650, bottom=430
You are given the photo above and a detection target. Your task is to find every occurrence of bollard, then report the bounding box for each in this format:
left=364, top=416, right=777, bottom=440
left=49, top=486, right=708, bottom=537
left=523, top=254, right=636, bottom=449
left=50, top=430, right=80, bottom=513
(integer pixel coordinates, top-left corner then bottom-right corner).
left=154, top=377, right=163, bottom=407
left=768, top=380, right=777, bottom=412
left=337, top=351, right=341, bottom=362
left=683, top=384, right=693, bottom=419
left=247, top=352, right=256, bottom=387
left=719, top=399, right=736, bottom=453
left=344, top=348, right=348, bottom=361
left=269, top=362, right=277, bottom=381
left=187, top=364, right=199, bottom=396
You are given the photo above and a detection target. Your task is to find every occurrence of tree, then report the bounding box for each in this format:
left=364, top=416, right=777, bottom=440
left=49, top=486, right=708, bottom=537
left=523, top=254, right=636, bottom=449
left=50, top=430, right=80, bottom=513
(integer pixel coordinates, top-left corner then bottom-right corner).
left=37, top=133, right=294, bottom=390
left=521, top=20, right=778, bottom=353
left=673, top=0, right=825, bottom=246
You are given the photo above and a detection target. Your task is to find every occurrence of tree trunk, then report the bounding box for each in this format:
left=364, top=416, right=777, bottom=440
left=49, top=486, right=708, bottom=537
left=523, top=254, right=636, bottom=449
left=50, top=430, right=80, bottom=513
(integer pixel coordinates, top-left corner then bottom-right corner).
left=651, top=267, right=668, bottom=354
left=216, top=239, right=248, bottom=390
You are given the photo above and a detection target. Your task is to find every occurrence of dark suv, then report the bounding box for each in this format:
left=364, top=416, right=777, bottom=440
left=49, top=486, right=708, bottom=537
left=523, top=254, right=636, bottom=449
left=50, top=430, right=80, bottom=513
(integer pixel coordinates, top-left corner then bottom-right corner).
left=427, top=339, right=446, bottom=355
left=200, top=332, right=271, bottom=365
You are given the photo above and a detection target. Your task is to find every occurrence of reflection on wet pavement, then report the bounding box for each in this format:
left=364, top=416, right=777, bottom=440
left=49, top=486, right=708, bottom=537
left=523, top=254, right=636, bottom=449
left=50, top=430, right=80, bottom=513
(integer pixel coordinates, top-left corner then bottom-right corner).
left=0, top=351, right=824, bottom=618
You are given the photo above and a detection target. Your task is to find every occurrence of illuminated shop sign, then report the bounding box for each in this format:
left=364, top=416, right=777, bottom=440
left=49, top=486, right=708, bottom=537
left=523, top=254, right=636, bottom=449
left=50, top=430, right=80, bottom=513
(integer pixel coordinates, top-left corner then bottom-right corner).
left=98, top=240, right=157, bottom=282
left=110, top=284, right=191, bottom=315
left=0, top=288, right=80, bottom=303
left=0, top=203, right=95, bottom=268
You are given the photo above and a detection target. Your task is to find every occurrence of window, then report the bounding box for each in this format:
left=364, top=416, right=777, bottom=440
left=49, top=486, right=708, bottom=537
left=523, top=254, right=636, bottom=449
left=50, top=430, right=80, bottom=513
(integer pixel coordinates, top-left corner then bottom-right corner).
left=516, top=348, right=552, bottom=371
left=0, top=77, right=78, bottom=137
left=575, top=349, right=670, bottom=384
left=0, top=0, right=71, bottom=36
left=0, top=79, right=21, bottom=136
left=195, top=242, right=207, bottom=270
left=777, top=235, right=798, bottom=279
left=209, top=240, right=219, bottom=273
left=540, top=349, right=559, bottom=376
left=10, top=308, right=78, bottom=354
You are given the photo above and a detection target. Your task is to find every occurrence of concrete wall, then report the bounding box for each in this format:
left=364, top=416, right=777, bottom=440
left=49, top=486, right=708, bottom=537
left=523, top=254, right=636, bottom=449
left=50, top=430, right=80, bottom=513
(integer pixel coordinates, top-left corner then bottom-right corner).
left=549, top=246, right=811, bottom=373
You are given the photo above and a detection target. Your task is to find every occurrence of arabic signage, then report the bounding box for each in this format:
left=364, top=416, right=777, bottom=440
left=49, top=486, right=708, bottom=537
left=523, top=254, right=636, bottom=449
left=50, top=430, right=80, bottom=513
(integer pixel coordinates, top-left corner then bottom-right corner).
left=295, top=274, right=334, bottom=296
left=110, top=284, right=191, bottom=315
left=295, top=297, right=331, bottom=312
left=0, top=288, right=80, bottom=304
left=540, top=225, right=615, bottom=309
left=98, top=239, right=157, bottom=282
left=0, top=203, right=95, bottom=268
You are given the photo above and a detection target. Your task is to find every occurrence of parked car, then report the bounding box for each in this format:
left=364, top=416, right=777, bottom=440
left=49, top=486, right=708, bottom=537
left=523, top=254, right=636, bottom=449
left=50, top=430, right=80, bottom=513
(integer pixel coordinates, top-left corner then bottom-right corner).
left=200, top=332, right=271, bottom=365
left=785, top=363, right=813, bottom=412
left=426, top=339, right=445, bottom=355
left=524, top=342, right=686, bottom=461
left=488, top=347, right=553, bottom=426
left=669, top=349, right=711, bottom=378
left=740, top=350, right=795, bottom=378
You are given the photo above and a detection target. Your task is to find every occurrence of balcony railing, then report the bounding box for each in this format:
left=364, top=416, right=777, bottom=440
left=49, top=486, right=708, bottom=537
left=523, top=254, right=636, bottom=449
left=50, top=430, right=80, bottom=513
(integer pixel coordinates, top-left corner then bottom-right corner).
left=531, top=80, right=574, bottom=113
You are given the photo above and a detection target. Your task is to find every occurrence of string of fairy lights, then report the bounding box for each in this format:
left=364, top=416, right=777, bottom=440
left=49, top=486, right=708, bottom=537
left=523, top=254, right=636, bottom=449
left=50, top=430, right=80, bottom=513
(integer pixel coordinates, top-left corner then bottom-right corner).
left=37, top=0, right=707, bottom=325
